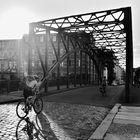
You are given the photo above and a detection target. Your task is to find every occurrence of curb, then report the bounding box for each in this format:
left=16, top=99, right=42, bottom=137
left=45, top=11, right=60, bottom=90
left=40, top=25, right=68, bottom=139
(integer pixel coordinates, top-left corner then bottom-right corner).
left=88, top=104, right=121, bottom=140
left=0, top=98, right=23, bottom=105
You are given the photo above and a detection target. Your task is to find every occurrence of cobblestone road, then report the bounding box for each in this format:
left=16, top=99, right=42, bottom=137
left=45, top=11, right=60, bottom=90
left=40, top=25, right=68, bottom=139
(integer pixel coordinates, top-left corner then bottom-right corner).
left=0, top=101, right=110, bottom=140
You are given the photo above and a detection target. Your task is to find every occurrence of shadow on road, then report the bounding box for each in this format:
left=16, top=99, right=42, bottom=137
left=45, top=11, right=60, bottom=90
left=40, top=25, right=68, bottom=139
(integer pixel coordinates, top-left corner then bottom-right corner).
left=15, top=113, right=58, bottom=140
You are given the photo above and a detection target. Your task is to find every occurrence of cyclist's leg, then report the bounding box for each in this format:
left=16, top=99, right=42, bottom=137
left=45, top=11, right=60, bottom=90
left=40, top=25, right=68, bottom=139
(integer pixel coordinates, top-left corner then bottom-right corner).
left=101, top=85, right=105, bottom=96
left=103, top=85, right=107, bottom=96
left=24, top=98, right=29, bottom=113
left=23, top=89, right=30, bottom=110
left=99, top=85, right=103, bottom=95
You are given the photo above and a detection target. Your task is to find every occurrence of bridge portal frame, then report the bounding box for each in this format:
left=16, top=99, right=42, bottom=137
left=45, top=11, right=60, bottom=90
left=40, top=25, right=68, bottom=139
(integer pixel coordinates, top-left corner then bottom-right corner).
left=28, top=7, right=133, bottom=102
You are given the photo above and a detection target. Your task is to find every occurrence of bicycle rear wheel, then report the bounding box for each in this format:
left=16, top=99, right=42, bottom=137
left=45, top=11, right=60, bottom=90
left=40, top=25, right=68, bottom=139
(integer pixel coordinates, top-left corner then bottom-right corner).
left=33, top=97, right=43, bottom=114
left=16, top=100, right=28, bottom=119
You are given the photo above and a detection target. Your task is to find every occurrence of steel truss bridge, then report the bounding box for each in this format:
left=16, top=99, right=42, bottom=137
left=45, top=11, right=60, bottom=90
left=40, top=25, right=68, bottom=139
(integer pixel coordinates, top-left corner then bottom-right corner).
left=28, top=7, right=133, bottom=102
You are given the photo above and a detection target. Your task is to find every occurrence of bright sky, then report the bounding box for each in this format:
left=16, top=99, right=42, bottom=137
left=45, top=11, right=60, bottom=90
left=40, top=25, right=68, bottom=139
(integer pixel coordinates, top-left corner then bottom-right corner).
left=0, top=0, right=139, bottom=68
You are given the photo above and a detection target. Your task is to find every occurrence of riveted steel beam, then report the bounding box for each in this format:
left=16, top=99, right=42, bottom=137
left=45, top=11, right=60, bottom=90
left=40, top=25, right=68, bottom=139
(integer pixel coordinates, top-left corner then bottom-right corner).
left=124, top=7, right=133, bottom=103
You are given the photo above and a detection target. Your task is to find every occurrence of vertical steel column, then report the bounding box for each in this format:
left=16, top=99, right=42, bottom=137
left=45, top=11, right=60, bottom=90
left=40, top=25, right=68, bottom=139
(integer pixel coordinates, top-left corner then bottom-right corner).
left=93, top=61, right=95, bottom=85
left=28, top=24, right=34, bottom=75
left=80, top=51, right=83, bottom=86
left=67, top=36, right=70, bottom=88
left=57, top=33, right=60, bottom=90
left=124, top=7, right=133, bottom=103
left=89, top=57, right=91, bottom=85
left=85, top=53, right=88, bottom=85
left=17, top=40, right=21, bottom=78
left=44, top=31, right=49, bottom=93
left=74, top=51, right=77, bottom=87
left=27, top=42, right=31, bottom=75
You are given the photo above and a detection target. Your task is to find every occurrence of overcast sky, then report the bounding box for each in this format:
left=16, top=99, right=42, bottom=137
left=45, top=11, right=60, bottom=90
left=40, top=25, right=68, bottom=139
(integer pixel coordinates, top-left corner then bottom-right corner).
left=0, top=0, right=139, bottom=68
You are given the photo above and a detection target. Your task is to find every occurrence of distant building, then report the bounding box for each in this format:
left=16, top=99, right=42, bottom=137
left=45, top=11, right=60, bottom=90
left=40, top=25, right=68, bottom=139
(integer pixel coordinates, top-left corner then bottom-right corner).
left=114, top=63, right=125, bottom=84
left=1, top=33, right=121, bottom=86
left=0, top=34, right=99, bottom=84
left=0, top=39, right=22, bottom=80
left=133, top=67, right=140, bottom=85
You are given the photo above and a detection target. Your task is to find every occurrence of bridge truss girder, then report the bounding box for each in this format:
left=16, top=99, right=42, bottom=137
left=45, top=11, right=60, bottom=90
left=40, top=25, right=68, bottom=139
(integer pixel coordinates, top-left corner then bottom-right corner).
left=29, top=7, right=133, bottom=102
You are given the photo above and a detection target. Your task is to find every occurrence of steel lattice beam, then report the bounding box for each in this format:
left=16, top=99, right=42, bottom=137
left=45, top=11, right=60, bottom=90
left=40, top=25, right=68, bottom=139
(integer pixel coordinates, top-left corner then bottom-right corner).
left=30, top=7, right=128, bottom=68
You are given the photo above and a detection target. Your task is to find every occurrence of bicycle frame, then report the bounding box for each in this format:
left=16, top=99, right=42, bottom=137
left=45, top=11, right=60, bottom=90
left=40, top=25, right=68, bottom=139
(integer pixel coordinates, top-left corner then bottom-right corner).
left=26, top=85, right=39, bottom=112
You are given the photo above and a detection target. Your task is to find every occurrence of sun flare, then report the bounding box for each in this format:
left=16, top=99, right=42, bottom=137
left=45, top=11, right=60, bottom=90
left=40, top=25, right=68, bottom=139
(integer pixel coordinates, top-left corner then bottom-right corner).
left=0, top=7, right=37, bottom=39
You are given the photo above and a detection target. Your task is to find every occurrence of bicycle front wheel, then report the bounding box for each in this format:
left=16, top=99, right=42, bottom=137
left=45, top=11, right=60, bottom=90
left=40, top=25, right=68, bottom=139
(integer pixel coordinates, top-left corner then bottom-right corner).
left=16, top=100, right=28, bottom=119
left=33, top=97, right=43, bottom=114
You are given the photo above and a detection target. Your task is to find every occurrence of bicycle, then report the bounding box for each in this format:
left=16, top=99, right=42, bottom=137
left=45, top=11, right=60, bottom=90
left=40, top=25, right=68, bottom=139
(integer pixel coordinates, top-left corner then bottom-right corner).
left=16, top=77, right=43, bottom=119
left=16, top=116, right=47, bottom=140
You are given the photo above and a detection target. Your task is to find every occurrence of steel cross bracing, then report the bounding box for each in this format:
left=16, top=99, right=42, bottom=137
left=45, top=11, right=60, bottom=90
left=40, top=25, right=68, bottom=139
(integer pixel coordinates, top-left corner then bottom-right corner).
left=30, top=7, right=127, bottom=68
left=29, top=7, right=133, bottom=100
left=30, top=32, right=99, bottom=88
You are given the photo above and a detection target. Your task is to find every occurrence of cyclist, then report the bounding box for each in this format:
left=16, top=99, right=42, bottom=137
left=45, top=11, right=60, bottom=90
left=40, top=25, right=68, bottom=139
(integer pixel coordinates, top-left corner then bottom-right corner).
left=23, top=75, right=37, bottom=100
left=22, top=75, right=39, bottom=112
left=16, top=75, right=43, bottom=118
left=100, top=76, right=107, bottom=96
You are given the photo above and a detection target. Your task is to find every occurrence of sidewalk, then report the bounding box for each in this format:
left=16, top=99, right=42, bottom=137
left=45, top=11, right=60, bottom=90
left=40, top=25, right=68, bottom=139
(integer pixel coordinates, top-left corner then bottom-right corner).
left=0, top=91, right=23, bottom=104
left=0, top=85, right=78, bottom=104
left=0, top=85, right=125, bottom=106
left=0, top=85, right=85, bottom=104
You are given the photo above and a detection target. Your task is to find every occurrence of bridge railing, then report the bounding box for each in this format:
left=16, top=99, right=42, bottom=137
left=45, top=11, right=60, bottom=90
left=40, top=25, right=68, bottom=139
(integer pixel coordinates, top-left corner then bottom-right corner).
left=0, top=80, right=21, bottom=93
